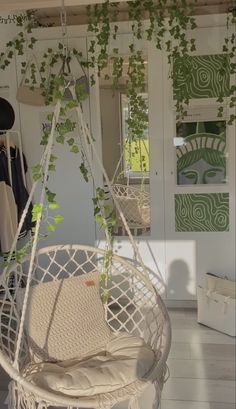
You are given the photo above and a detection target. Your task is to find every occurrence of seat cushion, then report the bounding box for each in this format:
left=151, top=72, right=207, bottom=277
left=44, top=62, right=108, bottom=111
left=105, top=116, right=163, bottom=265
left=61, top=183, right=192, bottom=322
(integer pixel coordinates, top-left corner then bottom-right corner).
left=17, top=272, right=111, bottom=362
left=25, top=332, right=155, bottom=397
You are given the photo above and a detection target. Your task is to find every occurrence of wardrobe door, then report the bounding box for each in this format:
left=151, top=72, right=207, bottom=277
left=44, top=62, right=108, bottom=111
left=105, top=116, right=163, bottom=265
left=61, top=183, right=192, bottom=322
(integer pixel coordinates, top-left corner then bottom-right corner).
left=16, top=36, right=96, bottom=247
left=163, top=17, right=235, bottom=300
left=93, top=33, right=167, bottom=296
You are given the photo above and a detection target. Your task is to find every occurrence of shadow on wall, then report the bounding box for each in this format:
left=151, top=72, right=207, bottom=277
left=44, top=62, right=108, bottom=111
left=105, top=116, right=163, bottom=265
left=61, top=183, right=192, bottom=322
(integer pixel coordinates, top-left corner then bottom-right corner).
left=168, top=259, right=192, bottom=299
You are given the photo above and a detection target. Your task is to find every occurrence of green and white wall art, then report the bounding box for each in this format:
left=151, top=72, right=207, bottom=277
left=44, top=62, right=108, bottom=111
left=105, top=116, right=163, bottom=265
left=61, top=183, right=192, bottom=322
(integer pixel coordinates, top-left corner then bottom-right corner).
left=175, top=193, right=229, bottom=232
left=176, top=120, right=227, bottom=185
left=174, top=54, right=230, bottom=99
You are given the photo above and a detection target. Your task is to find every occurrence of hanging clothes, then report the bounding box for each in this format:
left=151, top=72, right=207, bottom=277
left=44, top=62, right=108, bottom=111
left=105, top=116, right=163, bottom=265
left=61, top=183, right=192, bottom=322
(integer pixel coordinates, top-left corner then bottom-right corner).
left=0, top=144, right=34, bottom=254
left=0, top=147, right=18, bottom=253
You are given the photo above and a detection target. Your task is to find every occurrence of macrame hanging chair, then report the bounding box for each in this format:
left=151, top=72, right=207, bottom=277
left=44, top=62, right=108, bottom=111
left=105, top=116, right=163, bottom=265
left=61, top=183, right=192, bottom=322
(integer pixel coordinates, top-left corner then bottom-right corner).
left=111, top=138, right=151, bottom=234
left=0, top=87, right=171, bottom=409
left=0, top=5, right=171, bottom=408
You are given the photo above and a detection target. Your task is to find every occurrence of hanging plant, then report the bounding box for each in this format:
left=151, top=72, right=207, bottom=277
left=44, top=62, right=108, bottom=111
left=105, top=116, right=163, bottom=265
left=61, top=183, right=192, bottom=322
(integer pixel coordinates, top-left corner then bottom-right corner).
left=0, top=11, right=37, bottom=70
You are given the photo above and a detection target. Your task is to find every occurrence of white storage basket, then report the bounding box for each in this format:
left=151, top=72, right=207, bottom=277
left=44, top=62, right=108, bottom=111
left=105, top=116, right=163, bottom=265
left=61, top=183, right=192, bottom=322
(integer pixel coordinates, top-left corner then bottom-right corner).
left=197, top=286, right=236, bottom=337
left=206, top=273, right=236, bottom=299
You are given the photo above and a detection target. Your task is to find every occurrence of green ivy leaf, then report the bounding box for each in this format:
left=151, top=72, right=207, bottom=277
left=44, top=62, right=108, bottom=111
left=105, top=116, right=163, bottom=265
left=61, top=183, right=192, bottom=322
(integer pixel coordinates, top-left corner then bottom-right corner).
left=49, top=164, right=56, bottom=171
left=32, top=203, right=43, bottom=222
left=49, top=202, right=60, bottom=210
left=54, top=214, right=64, bottom=224
left=70, top=145, right=79, bottom=153
left=47, top=224, right=56, bottom=232
left=46, top=190, right=56, bottom=203
left=67, top=138, right=75, bottom=146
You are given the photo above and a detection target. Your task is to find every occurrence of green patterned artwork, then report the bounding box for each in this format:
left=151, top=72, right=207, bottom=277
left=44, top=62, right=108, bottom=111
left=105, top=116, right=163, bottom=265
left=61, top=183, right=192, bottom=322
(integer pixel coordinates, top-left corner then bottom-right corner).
left=175, top=193, right=229, bottom=232
left=174, top=54, right=230, bottom=99
left=176, top=120, right=226, bottom=185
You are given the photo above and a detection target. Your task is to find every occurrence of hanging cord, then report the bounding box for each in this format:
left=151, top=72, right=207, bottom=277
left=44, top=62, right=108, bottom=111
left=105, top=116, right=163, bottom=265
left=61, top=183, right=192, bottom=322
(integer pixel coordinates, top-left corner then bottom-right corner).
left=111, top=141, right=126, bottom=185
left=138, top=138, right=145, bottom=192
left=60, top=0, right=69, bottom=53
left=5, top=132, right=13, bottom=186
left=74, top=99, right=149, bottom=276
left=72, top=95, right=111, bottom=246
left=13, top=100, right=61, bottom=369
left=60, top=0, right=70, bottom=77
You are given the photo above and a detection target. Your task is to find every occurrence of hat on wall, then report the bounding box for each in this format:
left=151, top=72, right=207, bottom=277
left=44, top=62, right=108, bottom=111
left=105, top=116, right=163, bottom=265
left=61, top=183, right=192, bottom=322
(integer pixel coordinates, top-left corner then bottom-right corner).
left=0, top=97, right=15, bottom=134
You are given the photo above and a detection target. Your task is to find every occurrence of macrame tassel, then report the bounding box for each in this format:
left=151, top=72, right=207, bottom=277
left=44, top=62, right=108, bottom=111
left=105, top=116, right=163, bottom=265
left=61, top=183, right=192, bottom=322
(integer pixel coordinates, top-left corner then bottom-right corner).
left=152, top=381, right=161, bottom=409
left=38, top=401, right=48, bottom=409
left=128, top=396, right=140, bottom=409
left=6, top=381, right=14, bottom=409
left=6, top=382, right=46, bottom=409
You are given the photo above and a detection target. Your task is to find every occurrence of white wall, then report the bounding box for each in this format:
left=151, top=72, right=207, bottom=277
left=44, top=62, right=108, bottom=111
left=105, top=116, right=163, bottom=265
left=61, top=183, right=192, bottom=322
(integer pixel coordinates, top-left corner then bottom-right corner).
left=16, top=35, right=96, bottom=247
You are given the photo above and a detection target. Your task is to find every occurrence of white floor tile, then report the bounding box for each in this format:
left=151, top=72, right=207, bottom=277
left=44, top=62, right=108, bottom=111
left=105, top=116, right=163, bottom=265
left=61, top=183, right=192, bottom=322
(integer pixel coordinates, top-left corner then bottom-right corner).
left=171, top=329, right=235, bottom=344
left=162, top=378, right=235, bottom=403
left=161, top=400, right=211, bottom=409
left=169, top=342, right=191, bottom=359
left=168, top=357, right=235, bottom=380
left=189, top=343, right=236, bottom=361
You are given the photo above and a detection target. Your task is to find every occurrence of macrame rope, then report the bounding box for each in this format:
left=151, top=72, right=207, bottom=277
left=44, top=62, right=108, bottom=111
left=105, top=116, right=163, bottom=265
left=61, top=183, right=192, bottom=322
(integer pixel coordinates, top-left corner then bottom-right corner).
left=111, top=138, right=129, bottom=185
left=72, top=92, right=111, bottom=246
left=128, top=396, right=140, bottom=409
left=13, top=99, right=62, bottom=368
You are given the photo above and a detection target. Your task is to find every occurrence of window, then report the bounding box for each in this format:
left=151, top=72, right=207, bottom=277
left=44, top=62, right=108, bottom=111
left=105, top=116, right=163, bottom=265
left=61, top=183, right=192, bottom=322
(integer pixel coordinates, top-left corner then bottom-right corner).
left=120, top=93, right=149, bottom=178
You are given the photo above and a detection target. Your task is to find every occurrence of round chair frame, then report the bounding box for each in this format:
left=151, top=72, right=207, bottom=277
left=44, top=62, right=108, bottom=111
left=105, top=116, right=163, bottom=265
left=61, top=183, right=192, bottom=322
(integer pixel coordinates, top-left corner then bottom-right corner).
left=0, top=244, right=171, bottom=408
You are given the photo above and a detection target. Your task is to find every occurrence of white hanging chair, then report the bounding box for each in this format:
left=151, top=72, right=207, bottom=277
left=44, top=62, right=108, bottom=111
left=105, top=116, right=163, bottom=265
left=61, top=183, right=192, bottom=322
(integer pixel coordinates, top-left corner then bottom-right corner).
left=111, top=138, right=151, bottom=233
left=112, top=183, right=150, bottom=229
left=0, top=81, right=171, bottom=408
left=0, top=244, right=171, bottom=409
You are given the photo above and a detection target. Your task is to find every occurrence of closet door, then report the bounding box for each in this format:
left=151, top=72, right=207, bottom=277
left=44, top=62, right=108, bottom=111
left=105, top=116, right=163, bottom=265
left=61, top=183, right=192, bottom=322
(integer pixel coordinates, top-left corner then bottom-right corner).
left=93, top=33, right=167, bottom=296
left=16, top=36, right=96, bottom=247
left=163, top=17, right=235, bottom=300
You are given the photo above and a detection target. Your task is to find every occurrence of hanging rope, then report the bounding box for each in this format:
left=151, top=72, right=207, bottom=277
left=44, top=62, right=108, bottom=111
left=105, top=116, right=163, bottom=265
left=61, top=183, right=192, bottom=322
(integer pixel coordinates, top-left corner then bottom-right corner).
left=111, top=140, right=127, bottom=185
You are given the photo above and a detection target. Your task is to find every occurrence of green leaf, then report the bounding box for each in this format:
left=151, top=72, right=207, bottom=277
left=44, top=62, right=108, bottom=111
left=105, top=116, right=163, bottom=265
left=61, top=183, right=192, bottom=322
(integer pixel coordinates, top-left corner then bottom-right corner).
left=54, top=214, right=64, bottom=224
left=95, top=214, right=103, bottom=224
left=50, top=154, right=57, bottom=162
left=32, top=203, right=43, bottom=222
left=70, top=145, right=79, bottom=153
left=67, top=138, right=75, bottom=146
left=49, top=202, right=60, bottom=210
left=46, top=190, right=56, bottom=203
left=47, top=224, right=56, bottom=232
left=49, top=164, right=56, bottom=171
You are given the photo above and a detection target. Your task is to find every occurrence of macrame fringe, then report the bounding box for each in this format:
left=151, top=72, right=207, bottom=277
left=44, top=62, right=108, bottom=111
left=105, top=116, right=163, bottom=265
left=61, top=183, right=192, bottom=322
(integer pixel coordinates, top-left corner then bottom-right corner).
left=128, top=396, right=140, bottom=409
left=7, top=381, right=49, bottom=409
left=152, top=380, right=162, bottom=409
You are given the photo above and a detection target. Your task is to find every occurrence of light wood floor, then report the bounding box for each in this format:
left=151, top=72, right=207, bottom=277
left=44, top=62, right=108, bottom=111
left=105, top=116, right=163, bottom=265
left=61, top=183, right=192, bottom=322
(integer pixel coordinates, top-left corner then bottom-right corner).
left=0, top=309, right=235, bottom=408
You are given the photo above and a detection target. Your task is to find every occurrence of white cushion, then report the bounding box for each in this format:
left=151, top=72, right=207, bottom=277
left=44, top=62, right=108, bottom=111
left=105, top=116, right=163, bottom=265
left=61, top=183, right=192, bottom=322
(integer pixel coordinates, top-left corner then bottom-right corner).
left=26, top=332, right=155, bottom=397
left=17, top=272, right=111, bottom=362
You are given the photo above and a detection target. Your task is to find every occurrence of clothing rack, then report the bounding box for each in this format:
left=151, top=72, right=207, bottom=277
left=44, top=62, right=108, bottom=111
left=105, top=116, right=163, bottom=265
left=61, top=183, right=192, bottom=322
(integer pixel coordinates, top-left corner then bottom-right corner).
left=0, top=130, right=26, bottom=187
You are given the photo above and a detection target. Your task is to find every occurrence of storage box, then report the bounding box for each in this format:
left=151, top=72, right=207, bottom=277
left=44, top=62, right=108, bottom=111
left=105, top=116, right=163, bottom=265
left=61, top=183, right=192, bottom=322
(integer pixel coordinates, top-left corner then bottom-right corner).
left=206, top=273, right=236, bottom=299
left=197, top=286, right=236, bottom=337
